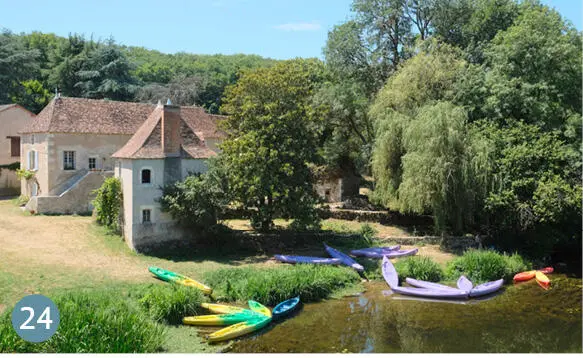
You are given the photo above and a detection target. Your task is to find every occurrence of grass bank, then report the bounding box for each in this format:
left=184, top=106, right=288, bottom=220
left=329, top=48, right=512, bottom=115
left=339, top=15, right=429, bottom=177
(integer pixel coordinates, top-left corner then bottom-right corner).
left=445, top=249, right=530, bottom=283
left=204, top=265, right=363, bottom=306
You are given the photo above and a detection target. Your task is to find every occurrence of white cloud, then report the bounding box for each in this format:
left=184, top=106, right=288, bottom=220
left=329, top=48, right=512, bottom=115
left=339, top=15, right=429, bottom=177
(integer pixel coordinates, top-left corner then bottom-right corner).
left=274, top=22, right=322, bottom=32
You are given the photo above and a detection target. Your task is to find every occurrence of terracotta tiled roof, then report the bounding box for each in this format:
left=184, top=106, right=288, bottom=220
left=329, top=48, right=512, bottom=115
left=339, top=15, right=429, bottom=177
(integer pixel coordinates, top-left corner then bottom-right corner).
left=19, top=97, right=226, bottom=139
left=112, top=105, right=217, bottom=160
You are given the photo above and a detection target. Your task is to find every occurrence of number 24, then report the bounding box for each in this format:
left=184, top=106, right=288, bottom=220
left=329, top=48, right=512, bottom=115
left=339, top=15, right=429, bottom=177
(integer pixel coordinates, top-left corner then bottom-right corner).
left=19, top=307, right=53, bottom=330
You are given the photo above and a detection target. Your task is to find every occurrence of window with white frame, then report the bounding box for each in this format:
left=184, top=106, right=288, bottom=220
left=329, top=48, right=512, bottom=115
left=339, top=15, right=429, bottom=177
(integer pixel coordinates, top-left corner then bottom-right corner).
left=141, top=168, right=152, bottom=184
left=88, top=157, right=97, bottom=170
left=27, top=150, right=38, bottom=170
left=63, top=151, right=76, bottom=170
left=142, top=209, right=152, bottom=223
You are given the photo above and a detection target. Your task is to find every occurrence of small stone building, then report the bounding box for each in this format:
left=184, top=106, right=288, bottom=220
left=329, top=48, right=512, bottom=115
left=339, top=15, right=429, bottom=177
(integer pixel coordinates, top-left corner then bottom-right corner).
left=313, top=166, right=361, bottom=203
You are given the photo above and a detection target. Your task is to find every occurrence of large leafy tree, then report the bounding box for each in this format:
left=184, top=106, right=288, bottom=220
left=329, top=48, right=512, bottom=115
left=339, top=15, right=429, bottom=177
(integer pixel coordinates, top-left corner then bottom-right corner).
left=0, top=31, right=39, bottom=104
left=219, top=59, right=324, bottom=231
left=75, top=40, right=137, bottom=100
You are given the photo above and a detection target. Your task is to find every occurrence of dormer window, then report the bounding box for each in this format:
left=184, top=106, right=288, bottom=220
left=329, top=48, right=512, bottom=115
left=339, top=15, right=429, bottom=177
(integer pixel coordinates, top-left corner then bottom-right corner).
left=141, top=169, right=151, bottom=184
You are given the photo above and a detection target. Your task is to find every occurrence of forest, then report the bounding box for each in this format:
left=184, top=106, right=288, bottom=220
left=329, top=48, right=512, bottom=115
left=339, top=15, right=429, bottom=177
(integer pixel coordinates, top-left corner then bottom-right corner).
left=2, top=0, right=582, bottom=260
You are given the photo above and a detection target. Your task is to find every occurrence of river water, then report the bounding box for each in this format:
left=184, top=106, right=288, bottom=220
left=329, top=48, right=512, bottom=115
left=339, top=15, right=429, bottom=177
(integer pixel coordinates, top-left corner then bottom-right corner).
left=228, top=276, right=582, bottom=353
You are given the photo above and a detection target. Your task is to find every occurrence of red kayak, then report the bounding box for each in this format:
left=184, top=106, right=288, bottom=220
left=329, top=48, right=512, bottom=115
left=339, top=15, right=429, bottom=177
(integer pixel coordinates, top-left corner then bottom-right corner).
left=513, top=270, right=536, bottom=282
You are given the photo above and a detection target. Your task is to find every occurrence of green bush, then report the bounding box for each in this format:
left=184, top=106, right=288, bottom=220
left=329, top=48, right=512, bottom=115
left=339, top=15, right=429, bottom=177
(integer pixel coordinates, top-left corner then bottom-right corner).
left=393, top=256, right=444, bottom=282
left=204, top=264, right=361, bottom=306
left=445, top=249, right=530, bottom=284
left=358, top=223, right=378, bottom=245
left=92, top=177, right=122, bottom=232
left=0, top=292, right=165, bottom=353
left=139, top=284, right=204, bottom=324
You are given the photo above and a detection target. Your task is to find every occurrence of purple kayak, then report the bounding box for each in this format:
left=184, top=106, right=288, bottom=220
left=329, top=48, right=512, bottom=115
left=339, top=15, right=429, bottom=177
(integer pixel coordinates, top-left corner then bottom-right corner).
left=469, top=279, right=504, bottom=298
left=383, top=257, right=469, bottom=299
left=405, top=277, right=462, bottom=291
left=324, top=244, right=364, bottom=272
left=457, top=275, right=474, bottom=291
left=390, top=286, right=470, bottom=299
left=350, top=245, right=401, bottom=256
left=353, top=248, right=418, bottom=259
left=274, top=255, right=342, bottom=265
left=381, top=256, right=399, bottom=288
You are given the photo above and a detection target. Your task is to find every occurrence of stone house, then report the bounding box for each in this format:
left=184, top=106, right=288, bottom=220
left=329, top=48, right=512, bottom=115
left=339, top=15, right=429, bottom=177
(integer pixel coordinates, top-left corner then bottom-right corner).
left=313, top=166, right=361, bottom=203
left=19, top=96, right=224, bottom=250
left=0, top=104, right=35, bottom=196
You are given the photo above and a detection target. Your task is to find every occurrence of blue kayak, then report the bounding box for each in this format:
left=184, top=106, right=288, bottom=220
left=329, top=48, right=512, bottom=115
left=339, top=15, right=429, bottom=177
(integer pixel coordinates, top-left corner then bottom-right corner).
left=272, top=296, right=301, bottom=320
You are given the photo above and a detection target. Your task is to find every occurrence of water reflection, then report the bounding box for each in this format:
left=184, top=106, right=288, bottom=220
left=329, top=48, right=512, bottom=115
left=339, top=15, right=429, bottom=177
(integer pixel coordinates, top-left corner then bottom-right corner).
left=229, top=276, right=582, bottom=353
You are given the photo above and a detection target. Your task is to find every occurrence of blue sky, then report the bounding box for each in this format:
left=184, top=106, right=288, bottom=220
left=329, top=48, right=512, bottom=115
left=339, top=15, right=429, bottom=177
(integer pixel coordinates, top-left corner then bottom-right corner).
left=0, top=0, right=580, bottom=59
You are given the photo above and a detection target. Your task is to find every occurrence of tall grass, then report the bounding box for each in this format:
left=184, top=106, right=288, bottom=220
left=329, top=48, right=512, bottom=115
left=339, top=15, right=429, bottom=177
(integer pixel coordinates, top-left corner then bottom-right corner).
left=394, top=256, right=444, bottom=282
left=204, top=265, right=361, bottom=306
left=445, top=249, right=530, bottom=284
left=0, top=291, right=165, bottom=353
left=139, top=283, right=205, bottom=324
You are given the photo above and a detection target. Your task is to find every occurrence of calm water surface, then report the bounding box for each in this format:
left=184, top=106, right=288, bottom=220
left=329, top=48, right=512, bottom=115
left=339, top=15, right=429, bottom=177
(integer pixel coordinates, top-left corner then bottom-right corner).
left=228, top=275, right=582, bottom=353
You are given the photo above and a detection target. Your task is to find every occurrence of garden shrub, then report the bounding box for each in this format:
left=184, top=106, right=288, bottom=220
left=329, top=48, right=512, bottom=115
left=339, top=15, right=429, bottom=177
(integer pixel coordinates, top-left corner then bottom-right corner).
left=445, top=249, right=530, bottom=283
left=204, top=264, right=361, bottom=306
left=358, top=223, right=378, bottom=245
left=92, top=177, right=122, bottom=232
left=393, top=256, right=444, bottom=282
left=0, top=292, right=164, bottom=353
left=139, top=283, right=204, bottom=324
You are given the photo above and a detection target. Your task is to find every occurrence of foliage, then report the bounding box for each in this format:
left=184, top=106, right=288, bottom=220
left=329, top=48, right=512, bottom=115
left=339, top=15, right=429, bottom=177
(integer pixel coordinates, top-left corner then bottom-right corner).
left=219, top=59, right=324, bottom=231
left=393, top=256, right=444, bottom=282
left=15, top=168, right=34, bottom=180
left=159, top=160, right=230, bottom=230
left=0, top=162, right=20, bottom=176
left=445, top=249, right=529, bottom=284
left=358, top=223, right=378, bottom=244
left=92, top=177, right=122, bottom=232
left=203, top=264, right=361, bottom=306
left=0, top=291, right=165, bottom=353
left=9, top=79, right=52, bottom=113
left=12, top=195, right=29, bottom=206
left=139, top=284, right=205, bottom=325
left=0, top=30, right=39, bottom=104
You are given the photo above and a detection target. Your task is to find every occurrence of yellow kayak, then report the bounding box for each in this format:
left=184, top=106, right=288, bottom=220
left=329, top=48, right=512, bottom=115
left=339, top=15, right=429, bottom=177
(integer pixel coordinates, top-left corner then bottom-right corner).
left=248, top=300, right=271, bottom=317
left=207, top=315, right=271, bottom=343
left=201, top=303, right=247, bottom=314
left=183, top=312, right=258, bottom=326
left=179, top=276, right=213, bottom=295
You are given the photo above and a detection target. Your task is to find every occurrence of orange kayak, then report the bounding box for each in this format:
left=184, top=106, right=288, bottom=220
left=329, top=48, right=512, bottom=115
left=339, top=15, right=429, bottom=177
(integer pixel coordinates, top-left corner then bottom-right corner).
left=535, top=271, right=551, bottom=290
left=513, top=270, right=536, bottom=282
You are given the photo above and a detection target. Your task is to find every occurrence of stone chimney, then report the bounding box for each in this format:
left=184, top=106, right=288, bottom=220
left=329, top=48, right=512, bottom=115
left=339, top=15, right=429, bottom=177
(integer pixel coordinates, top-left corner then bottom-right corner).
left=161, top=104, right=181, bottom=156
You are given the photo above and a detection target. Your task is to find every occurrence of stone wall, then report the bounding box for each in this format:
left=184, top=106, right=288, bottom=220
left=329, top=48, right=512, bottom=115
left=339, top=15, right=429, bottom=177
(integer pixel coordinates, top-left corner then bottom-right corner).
left=26, top=171, right=112, bottom=214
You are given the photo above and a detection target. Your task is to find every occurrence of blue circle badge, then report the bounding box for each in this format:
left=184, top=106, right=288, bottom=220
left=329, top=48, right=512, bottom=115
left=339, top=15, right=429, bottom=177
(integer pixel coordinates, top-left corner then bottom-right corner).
left=11, top=294, right=60, bottom=343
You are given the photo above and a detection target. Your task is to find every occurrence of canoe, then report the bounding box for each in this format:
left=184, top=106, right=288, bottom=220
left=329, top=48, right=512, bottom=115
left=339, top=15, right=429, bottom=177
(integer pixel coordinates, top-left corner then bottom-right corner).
left=274, top=255, right=342, bottom=265
left=148, top=266, right=213, bottom=294
left=207, top=315, right=271, bottom=343
left=248, top=300, right=271, bottom=317
left=457, top=275, right=474, bottom=291
left=201, top=303, right=247, bottom=315
left=183, top=312, right=260, bottom=326
left=381, top=256, right=399, bottom=288
left=350, top=245, right=400, bottom=256
left=351, top=248, right=418, bottom=259
left=324, top=244, right=364, bottom=272
left=390, top=286, right=469, bottom=299
left=406, top=277, right=462, bottom=291
left=272, top=296, right=301, bottom=319
left=469, top=279, right=504, bottom=297
left=513, top=270, right=536, bottom=282
left=535, top=271, right=550, bottom=290
left=539, top=267, right=554, bottom=274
